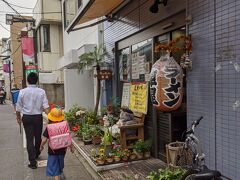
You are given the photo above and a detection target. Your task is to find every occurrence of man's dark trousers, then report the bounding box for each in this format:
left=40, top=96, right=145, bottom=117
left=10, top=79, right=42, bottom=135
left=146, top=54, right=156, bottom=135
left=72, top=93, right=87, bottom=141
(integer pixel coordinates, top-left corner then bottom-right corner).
left=22, top=114, right=43, bottom=165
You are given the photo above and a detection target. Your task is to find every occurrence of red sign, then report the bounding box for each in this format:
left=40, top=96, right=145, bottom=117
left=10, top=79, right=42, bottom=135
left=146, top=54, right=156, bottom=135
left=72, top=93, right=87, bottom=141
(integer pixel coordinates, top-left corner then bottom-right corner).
left=21, top=37, right=34, bottom=64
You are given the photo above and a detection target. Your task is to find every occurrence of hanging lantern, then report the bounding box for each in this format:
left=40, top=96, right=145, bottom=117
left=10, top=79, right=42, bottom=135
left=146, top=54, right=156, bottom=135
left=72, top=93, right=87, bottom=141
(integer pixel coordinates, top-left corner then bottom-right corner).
left=150, top=55, right=183, bottom=112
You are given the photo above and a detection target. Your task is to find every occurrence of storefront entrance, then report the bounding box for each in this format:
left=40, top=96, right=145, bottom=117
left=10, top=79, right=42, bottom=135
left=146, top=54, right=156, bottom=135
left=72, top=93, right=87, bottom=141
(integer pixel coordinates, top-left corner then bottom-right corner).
left=116, top=10, right=186, bottom=161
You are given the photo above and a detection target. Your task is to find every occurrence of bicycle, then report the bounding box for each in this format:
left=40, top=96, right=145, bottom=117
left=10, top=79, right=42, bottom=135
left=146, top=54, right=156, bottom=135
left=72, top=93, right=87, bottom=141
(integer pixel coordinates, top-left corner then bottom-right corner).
left=176, top=116, right=231, bottom=180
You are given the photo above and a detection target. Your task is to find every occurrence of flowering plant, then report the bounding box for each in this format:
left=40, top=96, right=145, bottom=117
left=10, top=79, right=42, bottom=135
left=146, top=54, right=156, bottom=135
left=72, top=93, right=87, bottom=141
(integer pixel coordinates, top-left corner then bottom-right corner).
left=111, top=145, right=122, bottom=158
left=122, top=148, right=130, bottom=157
left=72, top=124, right=80, bottom=132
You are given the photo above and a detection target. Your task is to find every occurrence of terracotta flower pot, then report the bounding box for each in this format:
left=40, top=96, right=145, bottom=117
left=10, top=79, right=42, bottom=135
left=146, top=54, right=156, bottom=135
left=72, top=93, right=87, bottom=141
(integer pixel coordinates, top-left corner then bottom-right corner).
left=136, top=152, right=143, bottom=159
left=129, top=153, right=137, bottom=160
left=96, top=158, right=105, bottom=165
left=106, top=157, right=114, bottom=164
left=122, top=156, right=128, bottom=161
left=114, top=156, right=121, bottom=162
left=144, top=151, right=151, bottom=159
left=92, top=136, right=102, bottom=145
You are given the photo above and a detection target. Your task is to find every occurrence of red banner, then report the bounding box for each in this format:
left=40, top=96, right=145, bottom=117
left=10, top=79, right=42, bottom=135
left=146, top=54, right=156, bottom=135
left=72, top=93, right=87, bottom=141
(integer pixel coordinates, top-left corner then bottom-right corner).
left=21, top=37, right=34, bottom=65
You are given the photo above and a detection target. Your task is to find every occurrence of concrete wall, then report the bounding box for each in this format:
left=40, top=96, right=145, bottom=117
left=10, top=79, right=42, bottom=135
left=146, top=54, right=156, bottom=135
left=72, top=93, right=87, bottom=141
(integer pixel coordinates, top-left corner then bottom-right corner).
left=62, top=19, right=99, bottom=54
left=33, top=0, right=61, bottom=28
left=187, top=0, right=240, bottom=179
left=10, top=21, right=29, bottom=89
left=64, top=69, right=94, bottom=111
left=40, top=83, right=64, bottom=106
left=37, top=24, right=64, bottom=83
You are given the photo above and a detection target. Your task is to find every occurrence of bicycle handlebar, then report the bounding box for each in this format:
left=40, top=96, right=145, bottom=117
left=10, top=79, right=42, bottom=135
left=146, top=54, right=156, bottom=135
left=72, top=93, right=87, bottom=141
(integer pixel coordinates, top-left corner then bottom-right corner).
left=192, top=116, right=203, bottom=127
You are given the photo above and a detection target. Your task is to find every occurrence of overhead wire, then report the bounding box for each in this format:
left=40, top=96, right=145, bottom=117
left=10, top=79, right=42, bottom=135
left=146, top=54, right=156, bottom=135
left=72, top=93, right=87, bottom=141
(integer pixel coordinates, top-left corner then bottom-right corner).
left=1, top=0, right=27, bottom=20
left=2, top=1, right=33, bottom=10
left=0, top=23, right=20, bottom=36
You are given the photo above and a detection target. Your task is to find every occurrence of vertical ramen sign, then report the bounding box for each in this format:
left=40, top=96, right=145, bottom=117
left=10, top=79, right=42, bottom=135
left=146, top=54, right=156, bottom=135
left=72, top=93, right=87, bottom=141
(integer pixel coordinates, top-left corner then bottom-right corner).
left=150, top=55, right=183, bottom=112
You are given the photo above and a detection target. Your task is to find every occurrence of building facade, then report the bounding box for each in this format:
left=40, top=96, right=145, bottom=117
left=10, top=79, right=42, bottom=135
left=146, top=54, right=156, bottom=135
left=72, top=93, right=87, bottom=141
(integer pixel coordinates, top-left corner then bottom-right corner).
left=33, top=0, right=64, bottom=106
left=10, top=18, right=30, bottom=89
left=58, top=0, right=102, bottom=111
left=102, top=0, right=240, bottom=179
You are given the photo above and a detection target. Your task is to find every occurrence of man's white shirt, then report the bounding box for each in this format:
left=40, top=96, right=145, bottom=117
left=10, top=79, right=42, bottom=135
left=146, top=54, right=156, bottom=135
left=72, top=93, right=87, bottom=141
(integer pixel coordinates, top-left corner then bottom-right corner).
left=16, top=85, right=49, bottom=115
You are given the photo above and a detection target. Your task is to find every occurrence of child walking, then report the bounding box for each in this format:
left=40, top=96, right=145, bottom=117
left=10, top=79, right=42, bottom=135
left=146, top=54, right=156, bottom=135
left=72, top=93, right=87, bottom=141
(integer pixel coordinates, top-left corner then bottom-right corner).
left=40, top=108, right=73, bottom=180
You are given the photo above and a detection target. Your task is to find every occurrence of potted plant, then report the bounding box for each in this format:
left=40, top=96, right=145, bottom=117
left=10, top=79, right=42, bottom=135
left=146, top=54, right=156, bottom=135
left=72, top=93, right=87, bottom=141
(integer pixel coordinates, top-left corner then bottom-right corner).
left=143, top=140, right=152, bottom=159
left=133, top=140, right=145, bottom=159
left=129, top=152, right=137, bottom=160
left=112, top=145, right=122, bottom=162
left=106, top=155, right=114, bottom=164
left=76, top=126, right=83, bottom=141
left=91, top=126, right=102, bottom=145
left=82, top=125, right=92, bottom=145
left=96, top=155, right=106, bottom=165
left=91, top=148, right=98, bottom=162
left=121, top=148, right=130, bottom=161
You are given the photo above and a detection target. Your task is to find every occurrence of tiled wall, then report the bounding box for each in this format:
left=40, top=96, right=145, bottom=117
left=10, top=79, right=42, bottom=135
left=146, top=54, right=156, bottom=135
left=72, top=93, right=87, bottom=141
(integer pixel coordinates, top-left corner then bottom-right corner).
left=188, top=0, right=240, bottom=179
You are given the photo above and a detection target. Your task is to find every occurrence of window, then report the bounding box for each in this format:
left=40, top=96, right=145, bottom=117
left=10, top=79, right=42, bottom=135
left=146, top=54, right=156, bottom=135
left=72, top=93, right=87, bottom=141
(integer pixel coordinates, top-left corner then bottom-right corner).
left=63, top=0, right=79, bottom=29
left=40, top=25, right=50, bottom=52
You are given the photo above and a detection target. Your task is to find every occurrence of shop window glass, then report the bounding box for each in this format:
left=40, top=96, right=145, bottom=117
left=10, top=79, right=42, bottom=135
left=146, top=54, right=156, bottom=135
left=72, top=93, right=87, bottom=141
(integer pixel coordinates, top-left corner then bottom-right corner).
left=119, top=47, right=130, bottom=82
left=131, top=39, right=152, bottom=82
left=40, top=25, right=50, bottom=52
left=63, top=0, right=78, bottom=29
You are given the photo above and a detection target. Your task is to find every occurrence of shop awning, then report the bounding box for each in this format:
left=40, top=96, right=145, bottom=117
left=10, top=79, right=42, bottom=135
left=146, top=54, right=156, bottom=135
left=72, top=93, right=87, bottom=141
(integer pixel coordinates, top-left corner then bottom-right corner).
left=67, top=0, right=126, bottom=33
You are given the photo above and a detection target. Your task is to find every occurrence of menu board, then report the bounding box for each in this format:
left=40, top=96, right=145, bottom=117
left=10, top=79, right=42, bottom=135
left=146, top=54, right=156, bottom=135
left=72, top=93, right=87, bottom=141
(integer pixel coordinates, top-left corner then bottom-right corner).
left=121, top=83, right=130, bottom=107
left=129, top=82, right=148, bottom=114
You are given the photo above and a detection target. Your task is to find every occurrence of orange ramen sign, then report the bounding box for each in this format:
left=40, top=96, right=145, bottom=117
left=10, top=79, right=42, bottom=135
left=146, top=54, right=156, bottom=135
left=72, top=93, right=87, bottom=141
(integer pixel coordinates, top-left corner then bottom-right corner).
left=150, top=56, right=183, bottom=112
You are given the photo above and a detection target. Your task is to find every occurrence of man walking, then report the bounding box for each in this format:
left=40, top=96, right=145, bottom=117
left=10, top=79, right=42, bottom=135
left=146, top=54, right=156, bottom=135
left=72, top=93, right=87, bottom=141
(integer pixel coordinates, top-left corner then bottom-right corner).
left=16, top=72, right=49, bottom=169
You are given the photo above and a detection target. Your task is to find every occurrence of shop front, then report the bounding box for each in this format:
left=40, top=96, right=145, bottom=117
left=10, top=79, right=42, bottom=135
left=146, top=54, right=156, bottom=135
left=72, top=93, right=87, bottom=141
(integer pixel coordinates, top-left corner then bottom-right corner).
left=104, top=0, right=187, bottom=160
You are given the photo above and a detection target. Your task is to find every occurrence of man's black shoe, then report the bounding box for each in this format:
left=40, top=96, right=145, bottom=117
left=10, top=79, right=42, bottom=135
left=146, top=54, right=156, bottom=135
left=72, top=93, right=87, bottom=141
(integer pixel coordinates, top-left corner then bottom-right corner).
left=28, top=164, right=37, bottom=169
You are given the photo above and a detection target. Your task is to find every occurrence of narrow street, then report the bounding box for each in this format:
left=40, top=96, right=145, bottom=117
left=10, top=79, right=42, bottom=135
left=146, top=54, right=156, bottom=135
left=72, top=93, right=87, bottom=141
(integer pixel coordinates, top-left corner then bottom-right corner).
left=0, top=102, right=96, bottom=180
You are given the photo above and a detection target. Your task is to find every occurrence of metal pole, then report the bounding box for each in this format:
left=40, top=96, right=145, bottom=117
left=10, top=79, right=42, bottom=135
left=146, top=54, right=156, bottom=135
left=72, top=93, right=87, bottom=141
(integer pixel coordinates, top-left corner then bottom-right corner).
left=9, top=59, right=12, bottom=92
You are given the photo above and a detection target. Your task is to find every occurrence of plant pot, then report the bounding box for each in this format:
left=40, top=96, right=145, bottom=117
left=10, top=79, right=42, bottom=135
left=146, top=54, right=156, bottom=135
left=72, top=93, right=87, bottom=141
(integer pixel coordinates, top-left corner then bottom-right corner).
left=92, top=136, right=102, bottom=145
left=122, top=156, right=128, bottom=161
left=77, top=136, right=83, bottom=141
left=106, top=157, right=114, bottom=164
left=144, top=151, right=151, bottom=159
left=96, top=158, right=105, bottom=165
left=83, top=137, right=92, bottom=145
left=167, top=142, right=184, bottom=166
left=114, top=156, right=121, bottom=162
left=135, top=152, right=143, bottom=159
left=129, top=153, right=137, bottom=160
left=99, top=119, right=104, bottom=126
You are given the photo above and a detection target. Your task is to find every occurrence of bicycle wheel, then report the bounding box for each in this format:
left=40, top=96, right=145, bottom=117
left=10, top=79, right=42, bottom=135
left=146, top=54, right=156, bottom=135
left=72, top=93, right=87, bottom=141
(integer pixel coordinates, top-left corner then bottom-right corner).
left=180, top=169, right=198, bottom=180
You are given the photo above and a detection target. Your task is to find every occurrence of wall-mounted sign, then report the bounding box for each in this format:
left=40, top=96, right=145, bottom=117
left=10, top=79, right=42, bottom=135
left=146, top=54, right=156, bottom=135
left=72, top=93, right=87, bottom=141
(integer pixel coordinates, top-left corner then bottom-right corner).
left=121, top=83, right=130, bottom=108
left=129, top=82, right=148, bottom=114
left=21, top=37, right=35, bottom=65
left=25, top=65, right=38, bottom=75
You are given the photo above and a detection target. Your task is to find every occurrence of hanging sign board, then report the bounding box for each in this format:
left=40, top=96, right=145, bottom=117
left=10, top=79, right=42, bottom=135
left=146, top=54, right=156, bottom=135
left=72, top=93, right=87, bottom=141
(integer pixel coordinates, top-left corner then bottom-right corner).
left=129, top=82, right=148, bottom=114
left=150, top=55, right=183, bottom=112
left=121, top=83, right=130, bottom=108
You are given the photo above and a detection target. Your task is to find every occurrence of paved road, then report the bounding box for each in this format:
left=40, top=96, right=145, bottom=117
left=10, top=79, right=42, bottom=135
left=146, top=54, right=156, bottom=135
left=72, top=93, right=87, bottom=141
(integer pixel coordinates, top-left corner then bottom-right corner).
left=0, top=103, right=96, bottom=180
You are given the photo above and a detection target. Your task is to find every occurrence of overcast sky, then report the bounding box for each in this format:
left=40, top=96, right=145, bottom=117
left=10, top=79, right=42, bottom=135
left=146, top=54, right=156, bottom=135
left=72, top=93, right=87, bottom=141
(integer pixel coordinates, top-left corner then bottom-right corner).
left=0, top=0, right=37, bottom=39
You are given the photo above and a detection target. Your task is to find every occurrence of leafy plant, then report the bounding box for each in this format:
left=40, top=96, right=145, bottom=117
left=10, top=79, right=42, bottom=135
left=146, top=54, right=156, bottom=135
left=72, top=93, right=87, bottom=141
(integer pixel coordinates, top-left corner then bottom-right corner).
left=111, top=145, right=122, bottom=158
left=143, top=139, right=152, bottom=152
left=64, top=105, right=81, bottom=127
left=78, top=45, right=111, bottom=114
left=81, top=124, right=92, bottom=140
left=85, top=111, right=99, bottom=125
left=147, top=168, right=186, bottom=180
left=133, top=140, right=145, bottom=153
left=102, top=129, right=113, bottom=147
left=91, top=126, right=103, bottom=137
